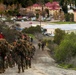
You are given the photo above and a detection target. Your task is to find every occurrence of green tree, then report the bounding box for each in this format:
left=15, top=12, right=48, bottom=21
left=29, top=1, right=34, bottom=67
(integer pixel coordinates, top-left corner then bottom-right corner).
left=65, top=13, right=74, bottom=21
left=49, top=0, right=53, bottom=2
left=54, top=28, right=65, bottom=45
left=0, top=0, right=3, bottom=3
left=60, top=0, right=68, bottom=13
left=75, top=0, right=76, bottom=7
left=70, top=13, right=74, bottom=22
left=44, top=0, right=49, bottom=3
left=22, top=25, right=41, bottom=34
left=36, top=13, right=39, bottom=19
left=55, top=33, right=76, bottom=63
left=45, top=9, right=49, bottom=17
left=0, top=22, right=19, bottom=42
left=36, top=0, right=44, bottom=5
left=27, top=0, right=33, bottom=6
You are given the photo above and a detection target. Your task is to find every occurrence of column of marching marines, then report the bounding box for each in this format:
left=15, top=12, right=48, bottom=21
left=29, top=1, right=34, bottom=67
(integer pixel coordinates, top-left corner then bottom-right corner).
left=0, top=36, right=36, bottom=73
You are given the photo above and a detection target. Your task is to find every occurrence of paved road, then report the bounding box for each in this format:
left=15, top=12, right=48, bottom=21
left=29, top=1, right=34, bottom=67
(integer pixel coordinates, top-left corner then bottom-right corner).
left=16, top=21, right=52, bottom=29
left=1, top=39, right=76, bottom=75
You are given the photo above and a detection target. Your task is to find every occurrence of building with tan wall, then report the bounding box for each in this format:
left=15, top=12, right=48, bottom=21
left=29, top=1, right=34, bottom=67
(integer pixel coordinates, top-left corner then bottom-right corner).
left=0, top=1, right=61, bottom=17
left=74, top=10, right=76, bottom=22
left=25, top=1, right=61, bottom=15
left=44, top=2, right=61, bottom=15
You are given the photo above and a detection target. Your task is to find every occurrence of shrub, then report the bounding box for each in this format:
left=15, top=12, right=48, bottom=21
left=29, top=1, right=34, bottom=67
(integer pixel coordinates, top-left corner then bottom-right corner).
left=54, top=28, right=65, bottom=45
left=65, top=13, right=70, bottom=21
left=36, top=13, right=39, bottom=19
left=0, top=22, right=19, bottom=43
left=22, top=25, right=41, bottom=34
left=65, top=13, right=74, bottom=22
left=54, top=33, right=76, bottom=63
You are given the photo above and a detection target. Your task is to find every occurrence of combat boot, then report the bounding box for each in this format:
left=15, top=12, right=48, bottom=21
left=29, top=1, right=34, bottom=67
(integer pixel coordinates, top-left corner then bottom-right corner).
left=26, top=66, right=28, bottom=69
left=18, top=67, right=20, bottom=73
left=29, top=66, right=31, bottom=68
left=22, top=69, right=24, bottom=72
left=22, top=67, right=24, bottom=72
left=18, top=70, right=20, bottom=73
left=29, top=64, right=31, bottom=68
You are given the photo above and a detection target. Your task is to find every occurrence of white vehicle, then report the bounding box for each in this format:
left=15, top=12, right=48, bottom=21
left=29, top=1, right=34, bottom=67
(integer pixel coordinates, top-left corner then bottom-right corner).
left=11, top=17, right=16, bottom=20
left=31, top=17, right=36, bottom=21
left=1, top=17, right=6, bottom=21
left=22, top=16, right=29, bottom=20
left=41, top=17, right=46, bottom=21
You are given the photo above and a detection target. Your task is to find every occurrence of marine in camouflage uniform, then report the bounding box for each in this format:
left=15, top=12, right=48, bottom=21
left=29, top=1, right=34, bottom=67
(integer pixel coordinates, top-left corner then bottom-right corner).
left=14, top=40, right=27, bottom=73
left=0, top=42, right=3, bottom=73
left=0, top=40, right=9, bottom=73
left=10, top=45, right=15, bottom=67
left=29, top=43, right=35, bottom=58
left=25, top=42, right=35, bottom=69
left=6, top=44, right=15, bottom=68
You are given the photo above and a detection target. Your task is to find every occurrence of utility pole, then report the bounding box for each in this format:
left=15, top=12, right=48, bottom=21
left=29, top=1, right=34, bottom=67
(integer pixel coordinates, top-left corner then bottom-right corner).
left=39, top=12, right=41, bottom=27
left=40, top=16, right=41, bottom=27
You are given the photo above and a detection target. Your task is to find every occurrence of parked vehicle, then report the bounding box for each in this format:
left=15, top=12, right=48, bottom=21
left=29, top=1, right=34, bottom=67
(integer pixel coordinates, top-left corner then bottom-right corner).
left=46, top=17, right=51, bottom=21
left=43, top=32, right=52, bottom=36
left=31, top=17, right=36, bottom=21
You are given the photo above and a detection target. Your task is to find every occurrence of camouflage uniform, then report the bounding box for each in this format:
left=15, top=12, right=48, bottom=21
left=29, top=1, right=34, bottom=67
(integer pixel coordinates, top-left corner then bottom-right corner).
left=0, top=41, right=8, bottom=73
left=10, top=46, right=16, bottom=67
left=0, top=43, right=3, bottom=73
left=38, top=42, right=41, bottom=49
left=14, top=41, right=26, bottom=73
left=25, top=43, right=34, bottom=69
left=6, top=45, right=14, bottom=68
left=41, top=41, right=46, bottom=51
left=29, top=43, right=35, bottom=58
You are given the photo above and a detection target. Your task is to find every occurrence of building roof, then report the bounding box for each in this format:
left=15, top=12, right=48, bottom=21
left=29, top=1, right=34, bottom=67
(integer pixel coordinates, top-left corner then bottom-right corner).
left=45, top=2, right=52, bottom=7
left=45, top=2, right=60, bottom=10
left=33, top=4, right=41, bottom=7
left=45, top=1, right=59, bottom=7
